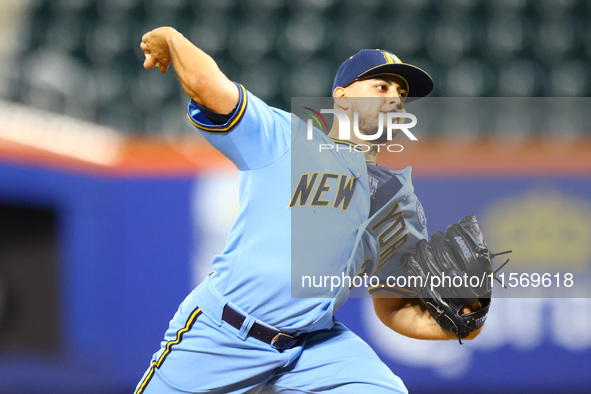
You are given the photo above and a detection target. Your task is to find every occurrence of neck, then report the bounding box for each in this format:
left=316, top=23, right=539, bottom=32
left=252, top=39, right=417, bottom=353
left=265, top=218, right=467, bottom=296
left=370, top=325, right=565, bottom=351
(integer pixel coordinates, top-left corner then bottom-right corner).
left=328, top=123, right=378, bottom=165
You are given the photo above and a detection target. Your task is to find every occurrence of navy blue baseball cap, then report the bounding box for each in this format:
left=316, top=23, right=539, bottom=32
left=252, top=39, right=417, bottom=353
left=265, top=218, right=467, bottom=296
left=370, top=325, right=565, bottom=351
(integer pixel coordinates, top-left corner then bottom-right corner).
left=332, top=49, right=433, bottom=102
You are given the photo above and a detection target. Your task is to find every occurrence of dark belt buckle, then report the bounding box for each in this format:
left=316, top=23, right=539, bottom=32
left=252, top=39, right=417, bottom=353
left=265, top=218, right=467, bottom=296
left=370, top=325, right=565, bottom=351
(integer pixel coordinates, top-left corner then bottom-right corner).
left=271, top=332, right=296, bottom=352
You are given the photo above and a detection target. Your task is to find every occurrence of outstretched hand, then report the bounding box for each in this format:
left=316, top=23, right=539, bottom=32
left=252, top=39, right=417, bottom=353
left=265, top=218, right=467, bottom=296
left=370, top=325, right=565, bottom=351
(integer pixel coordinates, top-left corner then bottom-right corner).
left=140, top=27, right=176, bottom=73
left=138, top=26, right=239, bottom=113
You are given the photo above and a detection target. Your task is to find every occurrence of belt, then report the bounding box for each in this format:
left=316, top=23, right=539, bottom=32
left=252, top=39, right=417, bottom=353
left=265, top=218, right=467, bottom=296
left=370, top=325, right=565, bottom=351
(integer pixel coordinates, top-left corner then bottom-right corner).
left=222, top=304, right=298, bottom=352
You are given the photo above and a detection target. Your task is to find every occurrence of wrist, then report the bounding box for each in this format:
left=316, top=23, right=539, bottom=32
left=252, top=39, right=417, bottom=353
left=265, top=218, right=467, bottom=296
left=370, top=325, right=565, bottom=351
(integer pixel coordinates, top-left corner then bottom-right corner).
left=165, top=28, right=180, bottom=50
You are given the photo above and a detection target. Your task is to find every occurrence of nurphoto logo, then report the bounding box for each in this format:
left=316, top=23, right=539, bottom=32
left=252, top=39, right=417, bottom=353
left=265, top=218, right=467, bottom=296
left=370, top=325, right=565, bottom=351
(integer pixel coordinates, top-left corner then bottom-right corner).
left=304, top=108, right=418, bottom=153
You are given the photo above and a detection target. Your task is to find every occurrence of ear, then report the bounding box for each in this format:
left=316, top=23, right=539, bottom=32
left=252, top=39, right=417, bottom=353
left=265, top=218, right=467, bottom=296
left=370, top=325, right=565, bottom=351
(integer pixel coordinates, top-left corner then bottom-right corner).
left=332, top=86, right=350, bottom=111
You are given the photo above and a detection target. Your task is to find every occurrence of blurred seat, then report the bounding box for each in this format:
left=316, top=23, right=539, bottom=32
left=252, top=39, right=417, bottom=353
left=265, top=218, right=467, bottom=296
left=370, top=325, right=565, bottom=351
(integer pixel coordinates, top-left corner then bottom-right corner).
left=85, top=23, right=129, bottom=66
left=445, top=58, right=495, bottom=96
left=535, top=0, right=576, bottom=17
left=97, top=0, right=142, bottom=22
left=291, top=0, right=335, bottom=13
left=188, top=13, right=233, bottom=57
left=239, top=59, right=282, bottom=102
left=130, top=68, right=178, bottom=112
left=45, top=15, right=85, bottom=54
left=427, top=17, right=473, bottom=65
left=534, top=17, right=575, bottom=64
left=436, top=0, right=478, bottom=16
left=380, top=16, right=425, bottom=57
left=389, top=0, right=431, bottom=14
left=497, top=59, right=541, bottom=96
left=548, top=60, right=589, bottom=96
left=243, top=0, right=284, bottom=12
left=227, top=17, right=277, bottom=66
left=50, top=0, right=93, bottom=15
left=287, top=59, right=332, bottom=98
left=191, top=0, right=236, bottom=13
left=280, top=13, right=329, bottom=59
left=485, top=15, right=529, bottom=60
left=486, top=0, right=528, bottom=15
left=331, top=14, right=377, bottom=60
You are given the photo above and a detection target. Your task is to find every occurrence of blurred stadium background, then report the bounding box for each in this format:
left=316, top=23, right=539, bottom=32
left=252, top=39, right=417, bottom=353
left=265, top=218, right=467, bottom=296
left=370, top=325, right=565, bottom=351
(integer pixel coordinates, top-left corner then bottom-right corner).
left=0, top=0, right=590, bottom=393
left=2, top=0, right=591, bottom=134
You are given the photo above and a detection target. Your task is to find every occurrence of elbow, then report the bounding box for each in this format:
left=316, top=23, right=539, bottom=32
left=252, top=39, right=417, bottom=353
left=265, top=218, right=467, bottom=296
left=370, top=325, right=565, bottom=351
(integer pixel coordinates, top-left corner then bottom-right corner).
left=183, top=73, right=210, bottom=103
left=187, top=74, right=239, bottom=114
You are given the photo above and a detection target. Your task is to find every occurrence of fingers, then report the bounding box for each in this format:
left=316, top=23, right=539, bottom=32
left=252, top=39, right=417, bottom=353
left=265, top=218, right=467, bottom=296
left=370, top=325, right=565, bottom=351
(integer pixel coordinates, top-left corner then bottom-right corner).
left=143, top=53, right=156, bottom=70
left=140, top=36, right=170, bottom=72
left=143, top=53, right=170, bottom=73
left=159, top=63, right=170, bottom=73
left=460, top=300, right=482, bottom=315
left=141, top=38, right=155, bottom=69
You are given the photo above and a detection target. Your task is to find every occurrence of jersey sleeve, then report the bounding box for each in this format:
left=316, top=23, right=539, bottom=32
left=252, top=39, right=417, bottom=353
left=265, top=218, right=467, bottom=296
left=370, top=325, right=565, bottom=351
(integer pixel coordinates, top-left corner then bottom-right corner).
left=187, top=82, right=292, bottom=171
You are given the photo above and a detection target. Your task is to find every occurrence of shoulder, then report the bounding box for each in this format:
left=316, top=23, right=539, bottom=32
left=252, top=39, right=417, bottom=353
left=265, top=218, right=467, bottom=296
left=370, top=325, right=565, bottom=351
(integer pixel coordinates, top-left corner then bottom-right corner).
left=188, top=83, right=293, bottom=133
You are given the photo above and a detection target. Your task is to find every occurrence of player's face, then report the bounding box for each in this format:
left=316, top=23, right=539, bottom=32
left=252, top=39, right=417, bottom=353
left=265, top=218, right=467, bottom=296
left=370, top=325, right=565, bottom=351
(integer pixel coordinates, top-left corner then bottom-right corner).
left=345, top=75, right=408, bottom=143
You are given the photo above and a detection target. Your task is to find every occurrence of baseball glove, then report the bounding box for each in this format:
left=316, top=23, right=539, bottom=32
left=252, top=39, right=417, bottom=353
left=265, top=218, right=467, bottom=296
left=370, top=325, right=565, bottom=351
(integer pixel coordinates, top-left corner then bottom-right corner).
left=401, top=215, right=493, bottom=343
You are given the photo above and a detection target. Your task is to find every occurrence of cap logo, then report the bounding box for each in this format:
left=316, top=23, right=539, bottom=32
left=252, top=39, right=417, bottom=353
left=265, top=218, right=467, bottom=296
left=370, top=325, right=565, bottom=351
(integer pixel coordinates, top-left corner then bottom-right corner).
left=382, top=51, right=401, bottom=64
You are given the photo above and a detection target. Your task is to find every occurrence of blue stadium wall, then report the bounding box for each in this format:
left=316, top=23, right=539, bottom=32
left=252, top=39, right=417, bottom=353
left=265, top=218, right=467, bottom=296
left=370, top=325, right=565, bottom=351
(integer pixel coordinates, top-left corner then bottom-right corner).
left=0, top=158, right=590, bottom=393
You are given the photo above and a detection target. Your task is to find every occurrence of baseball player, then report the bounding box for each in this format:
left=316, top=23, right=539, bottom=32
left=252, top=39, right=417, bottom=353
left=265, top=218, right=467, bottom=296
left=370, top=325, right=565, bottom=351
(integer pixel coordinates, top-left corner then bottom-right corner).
left=136, top=27, right=491, bottom=393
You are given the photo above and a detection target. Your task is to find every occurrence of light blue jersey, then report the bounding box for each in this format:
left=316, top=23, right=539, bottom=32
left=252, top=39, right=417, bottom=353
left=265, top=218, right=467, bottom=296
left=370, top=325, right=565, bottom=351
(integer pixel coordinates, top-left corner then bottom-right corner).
left=136, top=83, right=414, bottom=393
left=187, top=83, right=370, bottom=332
